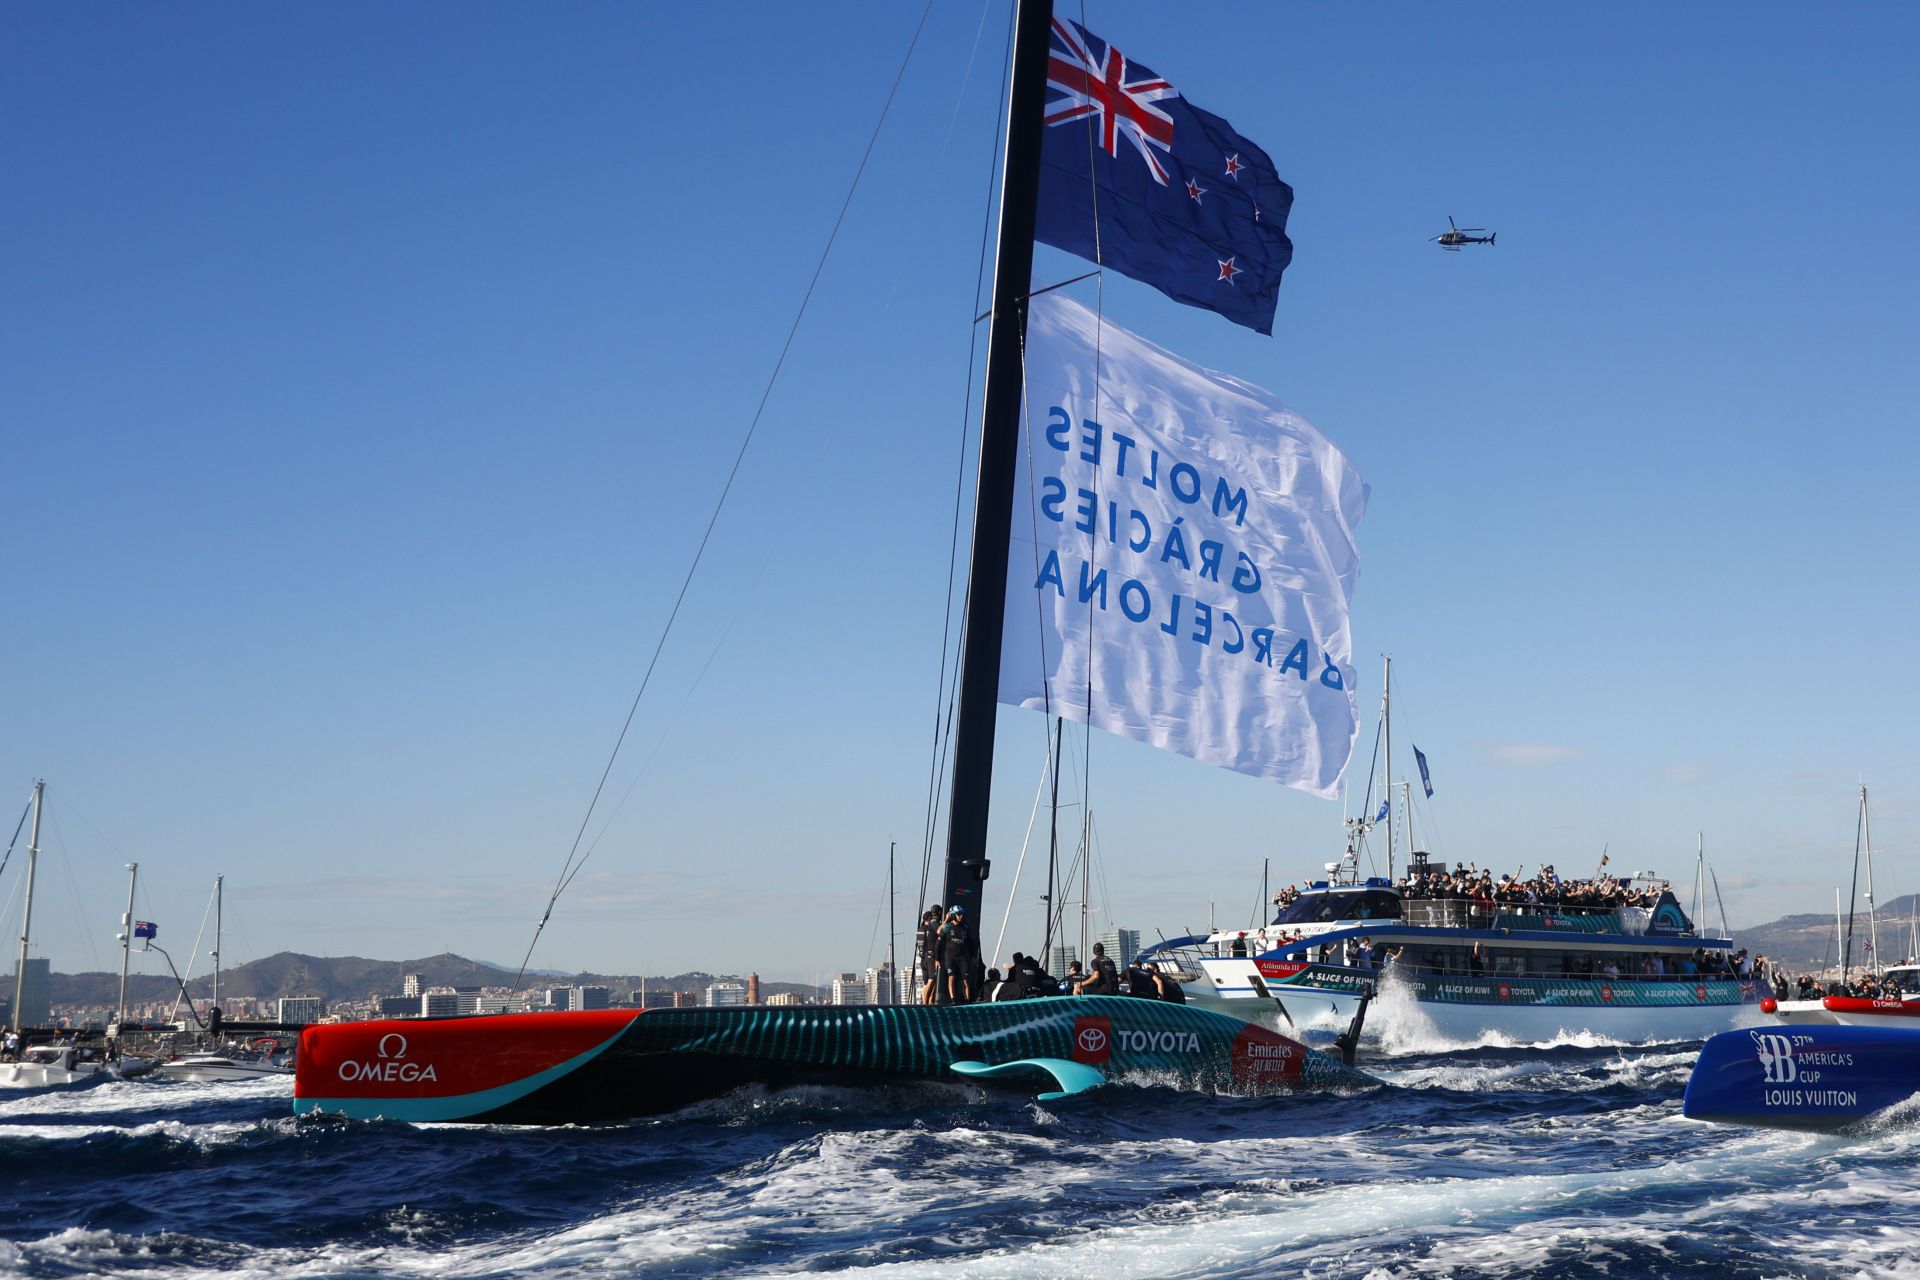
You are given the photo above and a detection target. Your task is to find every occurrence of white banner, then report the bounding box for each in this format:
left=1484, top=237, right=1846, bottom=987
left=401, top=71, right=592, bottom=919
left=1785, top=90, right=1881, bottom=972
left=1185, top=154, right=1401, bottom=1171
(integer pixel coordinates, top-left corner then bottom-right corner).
left=999, top=294, right=1368, bottom=797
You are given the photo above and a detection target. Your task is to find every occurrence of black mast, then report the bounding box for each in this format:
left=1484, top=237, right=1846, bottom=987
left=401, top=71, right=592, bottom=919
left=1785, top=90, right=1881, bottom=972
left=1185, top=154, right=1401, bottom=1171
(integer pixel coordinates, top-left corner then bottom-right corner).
left=940, top=0, right=1055, bottom=942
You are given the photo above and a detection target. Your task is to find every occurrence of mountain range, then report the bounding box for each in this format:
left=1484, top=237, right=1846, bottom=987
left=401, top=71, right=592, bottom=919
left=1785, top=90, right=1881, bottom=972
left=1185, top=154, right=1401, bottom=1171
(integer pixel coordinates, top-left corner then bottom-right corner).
left=50, top=892, right=1919, bottom=1006
left=49, top=951, right=823, bottom=1007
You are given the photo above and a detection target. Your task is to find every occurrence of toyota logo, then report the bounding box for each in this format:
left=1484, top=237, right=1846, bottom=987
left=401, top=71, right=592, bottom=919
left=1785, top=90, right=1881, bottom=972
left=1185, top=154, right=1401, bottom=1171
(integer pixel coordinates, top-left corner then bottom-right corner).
left=377, top=1033, right=409, bottom=1059
left=1076, top=1026, right=1108, bottom=1054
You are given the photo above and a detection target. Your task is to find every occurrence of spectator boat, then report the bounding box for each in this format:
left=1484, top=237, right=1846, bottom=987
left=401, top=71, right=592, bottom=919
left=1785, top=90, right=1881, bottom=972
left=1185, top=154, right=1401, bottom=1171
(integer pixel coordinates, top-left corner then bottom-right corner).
left=1143, top=848, right=1764, bottom=1044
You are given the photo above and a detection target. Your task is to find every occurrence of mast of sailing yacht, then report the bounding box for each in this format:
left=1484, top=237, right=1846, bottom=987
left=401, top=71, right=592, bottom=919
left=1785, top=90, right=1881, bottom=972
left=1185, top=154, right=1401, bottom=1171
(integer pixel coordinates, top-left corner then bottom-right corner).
left=939, top=0, right=1054, bottom=972
left=1863, top=787, right=1879, bottom=977
left=212, top=875, right=223, bottom=1020
left=12, top=780, right=44, bottom=1031
left=116, top=861, right=138, bottom=1032
left=1382, top=656, right=1393, bottom=884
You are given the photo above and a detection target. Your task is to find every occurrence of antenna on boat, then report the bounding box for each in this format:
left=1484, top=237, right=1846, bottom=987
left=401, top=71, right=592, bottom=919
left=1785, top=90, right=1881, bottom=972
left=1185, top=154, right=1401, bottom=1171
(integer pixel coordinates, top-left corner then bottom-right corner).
left=940, top=0, right=1055, bottom=978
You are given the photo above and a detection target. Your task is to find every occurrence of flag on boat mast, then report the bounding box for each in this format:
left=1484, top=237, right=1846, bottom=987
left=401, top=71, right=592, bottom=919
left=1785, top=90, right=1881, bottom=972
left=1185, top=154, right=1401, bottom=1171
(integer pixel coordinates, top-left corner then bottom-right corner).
left=999, top=294, right=1367, bottom=798
left=1413, top=744, right=1434, bottom=797
left=1036, top=17, right=1294, bottom=335
left=133, top=920, right=157, bottom=938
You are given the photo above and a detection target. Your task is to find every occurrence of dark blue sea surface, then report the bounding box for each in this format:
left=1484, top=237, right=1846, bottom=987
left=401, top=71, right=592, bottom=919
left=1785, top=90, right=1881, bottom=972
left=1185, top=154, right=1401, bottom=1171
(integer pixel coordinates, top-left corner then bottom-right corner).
left=4, top=1040, right=1918, bottom=1278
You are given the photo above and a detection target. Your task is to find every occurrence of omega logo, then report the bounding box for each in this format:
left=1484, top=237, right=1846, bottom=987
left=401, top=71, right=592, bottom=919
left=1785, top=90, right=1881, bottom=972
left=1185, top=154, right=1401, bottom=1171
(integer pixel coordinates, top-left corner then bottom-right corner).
left=339, top=1032, right=438, bottom=1084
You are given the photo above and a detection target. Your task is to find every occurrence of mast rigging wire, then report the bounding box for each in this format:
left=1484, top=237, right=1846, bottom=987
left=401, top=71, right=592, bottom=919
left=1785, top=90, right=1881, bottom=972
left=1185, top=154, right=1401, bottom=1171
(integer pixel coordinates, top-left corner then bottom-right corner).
left=512, top=0, right=939, bottom=990
left=0, top=797, right=30, bottom=882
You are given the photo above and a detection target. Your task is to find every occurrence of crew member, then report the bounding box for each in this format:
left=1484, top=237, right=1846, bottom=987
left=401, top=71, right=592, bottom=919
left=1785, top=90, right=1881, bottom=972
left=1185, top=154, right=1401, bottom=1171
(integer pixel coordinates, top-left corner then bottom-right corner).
left=940, top=907, right=973, bottom=1005
left=1075, top=942, right=1119, bottom=995
left=918, top=905, right=943, bottom=1004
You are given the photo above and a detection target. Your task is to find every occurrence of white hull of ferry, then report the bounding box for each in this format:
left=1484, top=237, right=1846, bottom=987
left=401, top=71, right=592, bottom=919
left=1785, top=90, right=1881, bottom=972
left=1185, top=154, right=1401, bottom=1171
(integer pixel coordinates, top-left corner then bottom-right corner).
left=1187, top=966, right=1761, bottom=1047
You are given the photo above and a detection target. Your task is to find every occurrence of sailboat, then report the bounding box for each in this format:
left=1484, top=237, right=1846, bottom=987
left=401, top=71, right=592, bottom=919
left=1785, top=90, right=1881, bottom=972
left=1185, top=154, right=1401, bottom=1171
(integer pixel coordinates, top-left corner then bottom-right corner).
left=1749, top=786, right=1920, bottom=1030
left=293, top=1, right=1378, bottom=1124
left=1, top=780, right=153, bottom=1089
left=149, top=877, right=294, bottom=1082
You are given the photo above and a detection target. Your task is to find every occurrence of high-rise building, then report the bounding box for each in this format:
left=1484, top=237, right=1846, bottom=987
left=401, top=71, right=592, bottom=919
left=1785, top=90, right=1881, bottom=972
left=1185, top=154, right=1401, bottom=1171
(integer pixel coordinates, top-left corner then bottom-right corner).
left=830, top=973, right=867, bottom=1006
left=277, top=996, right=324, bottom=1025
left=672, top=991, right=698, bottom=1008
left=568, top=986, right=611, bottom=1011
left=764, top=992, right=802, bottom=1006
left=9, top=959, right=50, bottom=1028
left=866, top=965, right=895, bottom=1006
left=705, top=981, right=748, bottom=1007
left=1049, top=944, right=1078, bottom=977
left=420, top=992, right=460, bottom=1017
left=1095, top=928, right=1141, bottom=968
left=401, top=973, right=422, bottom=998
left=378, top=996, right=418, bottom=1017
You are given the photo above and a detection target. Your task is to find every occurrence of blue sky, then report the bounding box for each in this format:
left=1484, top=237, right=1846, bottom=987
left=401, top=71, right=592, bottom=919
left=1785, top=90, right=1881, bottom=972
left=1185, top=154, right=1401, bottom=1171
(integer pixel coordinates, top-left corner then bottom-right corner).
left=4, top=3, right=1917, bottom=985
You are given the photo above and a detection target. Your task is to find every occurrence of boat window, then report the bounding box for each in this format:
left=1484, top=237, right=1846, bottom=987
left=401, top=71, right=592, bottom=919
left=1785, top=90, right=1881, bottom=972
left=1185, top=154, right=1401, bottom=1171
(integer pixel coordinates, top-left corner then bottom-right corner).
left=1273, top=890, right=1401, bottom=925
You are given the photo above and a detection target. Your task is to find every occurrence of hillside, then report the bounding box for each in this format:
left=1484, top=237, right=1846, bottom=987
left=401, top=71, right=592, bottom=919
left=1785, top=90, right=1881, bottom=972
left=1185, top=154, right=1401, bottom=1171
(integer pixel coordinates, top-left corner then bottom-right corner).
left=1734, top=892, right=1919, bottom=972
left=49, top=951, right=822, bottom=1006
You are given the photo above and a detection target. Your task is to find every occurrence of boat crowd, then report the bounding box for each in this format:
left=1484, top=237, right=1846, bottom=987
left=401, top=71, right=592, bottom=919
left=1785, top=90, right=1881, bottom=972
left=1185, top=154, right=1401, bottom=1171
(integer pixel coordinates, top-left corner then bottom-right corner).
left=1394, top=863, right=1669, bottom=910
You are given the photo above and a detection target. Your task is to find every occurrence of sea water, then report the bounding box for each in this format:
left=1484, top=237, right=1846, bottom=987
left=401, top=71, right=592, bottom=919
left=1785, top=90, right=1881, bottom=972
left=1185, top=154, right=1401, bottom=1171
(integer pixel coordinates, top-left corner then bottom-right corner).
left=4, top=1042, right=1919, bottom=1279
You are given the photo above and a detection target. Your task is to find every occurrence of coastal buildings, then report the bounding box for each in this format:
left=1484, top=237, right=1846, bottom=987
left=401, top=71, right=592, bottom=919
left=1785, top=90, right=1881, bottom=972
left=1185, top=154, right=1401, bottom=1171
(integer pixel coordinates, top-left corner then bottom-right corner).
left=9, top=958, right=51, bottom=1027
left=276, top=996, right=324, bottom=1024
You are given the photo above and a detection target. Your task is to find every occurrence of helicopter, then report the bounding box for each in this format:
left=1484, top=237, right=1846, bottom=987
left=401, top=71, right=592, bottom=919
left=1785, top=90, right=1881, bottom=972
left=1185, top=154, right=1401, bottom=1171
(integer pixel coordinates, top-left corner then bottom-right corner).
left=1432, top=216, right=1496, bottom=251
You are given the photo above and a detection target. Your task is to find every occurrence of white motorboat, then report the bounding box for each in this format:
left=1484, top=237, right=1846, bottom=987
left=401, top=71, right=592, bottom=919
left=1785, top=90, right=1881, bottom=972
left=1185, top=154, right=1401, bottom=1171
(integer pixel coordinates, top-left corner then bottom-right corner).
left=150, top=1050, right=293, bottom=1082
left=0, top=1043, right=110, bottom=1089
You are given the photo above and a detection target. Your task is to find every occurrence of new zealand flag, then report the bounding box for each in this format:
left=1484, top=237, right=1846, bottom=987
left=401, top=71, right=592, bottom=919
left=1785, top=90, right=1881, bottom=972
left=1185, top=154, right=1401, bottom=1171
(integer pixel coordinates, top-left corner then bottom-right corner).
left=1035, top=18, right=1293, bottom=335
left=133, top=920, right=157, bottom=939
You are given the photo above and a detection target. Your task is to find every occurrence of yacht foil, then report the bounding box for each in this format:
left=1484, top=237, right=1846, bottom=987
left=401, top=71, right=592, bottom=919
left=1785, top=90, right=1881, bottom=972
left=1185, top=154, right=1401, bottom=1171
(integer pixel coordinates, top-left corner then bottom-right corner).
left=294, top=999, right=1374, bottom=1123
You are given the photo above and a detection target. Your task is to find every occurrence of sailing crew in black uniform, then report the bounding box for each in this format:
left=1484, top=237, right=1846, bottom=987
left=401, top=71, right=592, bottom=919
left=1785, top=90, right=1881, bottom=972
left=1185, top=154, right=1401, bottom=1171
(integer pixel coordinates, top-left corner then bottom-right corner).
left=1075, top=942, right=1120, bottom=995
left=918, top=905, right=943, bottom=1004
left=1125, top=959, right=1157, bottom=997
left=940, top=907, right=973, bottom=1005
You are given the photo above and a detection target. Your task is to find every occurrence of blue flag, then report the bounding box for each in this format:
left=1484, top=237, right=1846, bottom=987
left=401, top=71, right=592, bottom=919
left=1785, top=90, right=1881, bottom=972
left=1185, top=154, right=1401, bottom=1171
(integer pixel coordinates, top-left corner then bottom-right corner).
left=1036, top=18, right=1293, bottom=335
left=133, top=920, right=157, bottom=939
left=1413, top=745, right=1434, bottom=798
left=1374, top=798, right=1389, bottom=824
